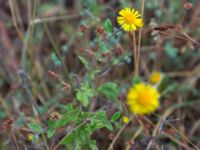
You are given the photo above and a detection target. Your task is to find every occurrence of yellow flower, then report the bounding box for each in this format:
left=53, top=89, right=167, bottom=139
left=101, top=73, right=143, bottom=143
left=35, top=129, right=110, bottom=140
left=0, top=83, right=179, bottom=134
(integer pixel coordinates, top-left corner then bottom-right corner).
left=149, top=71, right=162, bottom=84
left=127, top=83, right=160, bottom=115
left=122, top=116, right=129, bottom=124
left=27, top=134, right=33, bottom=141
left=117, top=8, right=143, bottom=32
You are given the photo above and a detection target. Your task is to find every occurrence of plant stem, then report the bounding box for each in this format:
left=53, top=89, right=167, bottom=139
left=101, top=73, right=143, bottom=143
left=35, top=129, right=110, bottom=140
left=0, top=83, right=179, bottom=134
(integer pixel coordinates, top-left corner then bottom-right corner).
left=107, top=116, right=134, bottom=150
left=11, top=131, right=20, bottom=150
left=132, top=32, right=138, bottom=76
left=8, top=0, right=24, bottom=41
left=125, top=126, right=143, bottom=150
left=53, top=119, right=89, bottom=150
left=137, top=0, right=145, bottom=76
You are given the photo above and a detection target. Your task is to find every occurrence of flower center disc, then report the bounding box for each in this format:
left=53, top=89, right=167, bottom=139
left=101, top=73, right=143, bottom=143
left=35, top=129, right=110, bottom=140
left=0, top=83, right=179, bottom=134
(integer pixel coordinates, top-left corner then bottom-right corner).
left=124, top=14, right=135, bottom=24
left=137, top=91, right=152, bottom=106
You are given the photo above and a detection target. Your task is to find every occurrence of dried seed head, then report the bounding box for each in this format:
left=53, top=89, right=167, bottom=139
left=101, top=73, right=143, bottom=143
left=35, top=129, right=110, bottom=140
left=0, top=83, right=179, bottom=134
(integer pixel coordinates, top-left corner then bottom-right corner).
left=184, top=2, right=193, bottom=10
left=78, top=25, right=88, bottom=33
left=61, top=81, right=71, bottom=91
left=95, top=26, right=105, bottom=35
left=87, top=50, right=95, bottom=57
left=48, top=70, right=59, bottom=79
left=126, top=140, right=135, bottom=146
left=3, top=118, right=13, bottom=130
left=49, top=112, right=62, bottom=120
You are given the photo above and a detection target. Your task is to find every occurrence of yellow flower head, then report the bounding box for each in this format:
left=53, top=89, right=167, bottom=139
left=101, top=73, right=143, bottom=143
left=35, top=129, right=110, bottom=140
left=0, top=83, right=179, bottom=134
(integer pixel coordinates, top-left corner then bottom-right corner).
left=149, top=71, right=162, bottom=84
left=127, top=83, right=160, bottom=115
left=117, top=8, right=143, bottom=32
left=122, top=116, right=129, bottom=124
left=27, top=134, right=33, bottom=141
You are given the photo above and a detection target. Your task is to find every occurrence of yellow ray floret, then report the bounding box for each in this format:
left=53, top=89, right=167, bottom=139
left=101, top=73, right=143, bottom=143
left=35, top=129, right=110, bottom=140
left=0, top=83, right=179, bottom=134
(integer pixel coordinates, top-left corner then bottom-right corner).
left=122, top=116, right=129, bottom=124
left=117, top=7, right=143, bottom=32
left=127, top=83, right=160, bottom=115
left=149, top=71, right=162, bottom=84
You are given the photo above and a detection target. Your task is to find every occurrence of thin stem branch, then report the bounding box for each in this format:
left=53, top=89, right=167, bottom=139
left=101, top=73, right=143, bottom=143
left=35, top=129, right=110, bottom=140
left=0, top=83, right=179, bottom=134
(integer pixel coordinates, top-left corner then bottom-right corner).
left=125, top=126, right=143, bottom=150
left=42, top=22, right=70, bottom=81
left=53, top=119, right=89, bottom=150
left=8, top=0, right=24, bottom=41
left=30, top=14, right=82, bottom=25
left=132, top=32, right=138, bottom=76
left=108, top=116, right=134, bottom=150
left=11, top=131, right=20, bottom=150
left=137, top=0, right=145, bottom=76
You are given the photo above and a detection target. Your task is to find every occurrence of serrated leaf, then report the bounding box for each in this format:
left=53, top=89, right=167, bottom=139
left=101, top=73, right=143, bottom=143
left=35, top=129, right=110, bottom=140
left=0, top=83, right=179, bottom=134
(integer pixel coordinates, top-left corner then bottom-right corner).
left=111, top=111, right=121, bottom=122
left=97, top=82, right=122, bottom=110
left=76, top=90, right=89, bottom=107
left=97, top=82, right=119, bottom=100
left=47, top=109, right=79, bottom=138
left=76, top=81, right=95, bottom=107
left=47, top=128, right=56, bottom=138
left=103, top=19, right=113, bottom=34
left=28, top=123, right=43, bottom=133
left=103, top=121, right=113, bottom=131
left=78, top=56, right=89, bottom=70
left=98, top=38, right=109, bottom=53
left=65, top=103, right=73, bottom=111
left=89, top=69, right=100, bottom=80
left=60, top=131, right=77, bottom=145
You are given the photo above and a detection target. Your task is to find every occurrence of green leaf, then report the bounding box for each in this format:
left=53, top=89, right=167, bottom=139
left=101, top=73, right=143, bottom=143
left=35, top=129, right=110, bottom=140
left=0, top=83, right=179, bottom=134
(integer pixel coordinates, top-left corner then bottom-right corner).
left=103, top=19, right=113, bottom=34
left=47, top=128, right=56, bottom=138
left=98, top=38, right=109, bottom=53
left=97, top=82, right=122, bottom=110
left=164, top=42, right=178, bottom=58
left=89, top=69, right=100, bottom=80
left=76, top=91, right=90, bottom=107
left=28, top=123, right=43, bottom=133
left=78, top=56, right=89, bottom=70
left=47, top=109, right=79, bottom=138
left=66, top=103, right=73, bottom=111
left=76, top=81, right=95, bottom=107
left=103, top=121, right=113, bottom=131
left=97, top=82, right=119, bottom=100
left=89, top=140, right=98, bottom=150
left=61, top=131, right=77, bottom=145
left=111, top=111, right=121, bottom=122
left=48, top=110, right=79, bottom=129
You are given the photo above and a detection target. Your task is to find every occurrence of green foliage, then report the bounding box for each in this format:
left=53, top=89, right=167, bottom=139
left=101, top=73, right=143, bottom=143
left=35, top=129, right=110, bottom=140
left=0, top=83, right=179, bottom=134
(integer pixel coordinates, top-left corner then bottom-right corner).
left=47, top=108, right=114, bottom=149
left=1, top=0, right=199, bottom=149
left=76, top=81, right=95, bottom=107
left=164, top=42, right=178, bottom=58
left=81, top=0, right=99, bottom=15
left=51, top=52, right=61, bottom=66
left=0, top=110, right=7, bottom=119
left=111, top=111, right=121, bottom=122
left=28, top=123, right=43, bottom=133
left=98, top=38, right=109, bottom=53
left=97, top=82, right=119, bottom=100
left=103, top=19, right=113, bottom=34
left=78, top=56, right=89, bottom=70
left=97, top=82, right=122, bottom=110
left=47, top=107, right=79, bottom=138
